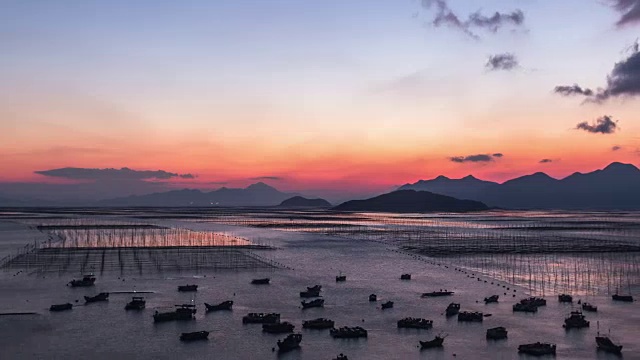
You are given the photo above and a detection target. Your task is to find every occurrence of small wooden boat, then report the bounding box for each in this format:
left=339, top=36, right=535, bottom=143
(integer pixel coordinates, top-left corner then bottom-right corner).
left=180, top=331, right=209, bottom=341
left=521, top=297, right=546, bottom=307
left=277, top=333, right=302, bottom=353
left=563, top=311, right=589, bottom=329
left=330, top=326, right=367, bottom=339
left=458, top=311, right=483, bottom=322
left=400, top=274, right=411, bottom=280
left=369, top=294, right=377, bottom=302
left=518, top=342, right=556, bottom=356
left=251, top=278, right=270, bottom=285
left=421, top=290, right=454, bottom=297
left=125, top=296, right=146, bottom=310
left=333, top=354, right=349, bottom=360
left=335, top=273, right=346, bottom=282
left=49, top=303, right=73, bottom=312
left=513, top=303, right=538, bottom=313
left=381, top=301, right=394, bottom=310
left=581, top=302, right=597, bottom=312
left=596, top=335, right=623, bottom=354
left=85, top=292, right=109, bottom=303
left=558, top=294, right=573, bottom=303
left=445, top=303, right=460, bottom=317
left=300, top=290, right=321, bottom=298
left=263, top=321, right=295, bottom=334
left=484, top=295, right=499, bottom=304
left=307, top=285, right=322, bottom=292
left=242, top=312, right=280, bottom=324
left=205, top=300, right=233, bottom=312
left=420, top=335, right=445, bottom=349
left=612, top=294, right=633, bottom=302
left=153, top=304, right=196, bottom=322
left=397, top=317, right=432, bottom=329
left=301, top=298, right=324, bottom=309
left=486, top=326, right=507, bottom=340
left=177, top=284, right=197, bottom=292
left=302, top=318, right=334, bottom=329
left=68, top=275, right=96, bottom=287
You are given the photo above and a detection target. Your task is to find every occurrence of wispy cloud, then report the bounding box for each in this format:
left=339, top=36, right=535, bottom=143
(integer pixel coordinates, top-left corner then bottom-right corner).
left=553, top=84, right=594, bottom=97
left=486, top=53, right=519, bottom=71
left=609, top=0, right=640, bottom=27
left=421, top=0, right=525, bottom=39
left=575, top=116, right=619, bottom=134
left=539, top=159, right=553, bottom=163
left=249, top=176, right=283, bottom=181
left=612, top=145, right=622, bottom=151
left=449, top=153, right=503, bottom=163
left=34, top=167, right=196, bottom=181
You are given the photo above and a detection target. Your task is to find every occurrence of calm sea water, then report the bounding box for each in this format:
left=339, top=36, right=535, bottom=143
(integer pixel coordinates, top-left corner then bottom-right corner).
left=0, top=212, right=638, bottom=359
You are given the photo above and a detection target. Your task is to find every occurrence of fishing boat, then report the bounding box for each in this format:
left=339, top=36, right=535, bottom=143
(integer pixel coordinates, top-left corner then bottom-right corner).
left=205, top=300, right=233, bottom=311
left=302, top=318, right=335, bottom=329
left=486, top=326, right=508, bottom=340
left=125, top=296, right=146, bottom=310
left=421, top=290, right=454, bottom=297
left=397, top=317, right=433, bottom=329
left=419, top=335, right=445, bottom=349
left=558, top=294, right=573, bottom=303
left=520, top=297, right=546, bottom=307
left=596, top=335, right=623, bottom=354
left=301, top=298, right=324, bottom=309
left=180, top=331, right=209, bottom=341
left=369, top=294, right=377, bottom=302
left=518, top=342, right=556, bottom=356
left=381, top=301, right=394, bottom=310
left=335, top=273, right=346, bottom=282
left=581, top=302, right=597, bottom=312
left=242, top=312, right=280, bottom=324
left=445, top=303, right=460, bottom=317
left=612, top=294, right=633, bottom=302
left=251, top=278, right=270, bottom=285
left=85, top=292, right=109, bottom=303
left=49, top=303, right=73, bottom=312
left=307, top=285, right=322, bottom=292
left=177, top=284, right=198, bottom=292
left=563, top=311, right=589, bottom=329
left=68, top=275, right=96, bottom=287
left=330, top=326, right=367, bottom=339
left=513, top=303, right=538, bottom=313
left=484, top=295, right=499, bottom=304
left=300, top=289, right=321, bottom=298
left=400, top=274, right=411, bottom=280
left=458, top=311, right=483, bottom=322
left=333, top=354, right=348, bottom=360
left=277, top=333, right=302, bottom=353
left=263, top=321, right=295, bottom=334
left=153, top=304, right=196, bottom=322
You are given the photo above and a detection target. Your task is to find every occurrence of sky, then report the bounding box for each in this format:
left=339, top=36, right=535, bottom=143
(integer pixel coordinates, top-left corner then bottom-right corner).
left=1, top=0, right=640, bottom=201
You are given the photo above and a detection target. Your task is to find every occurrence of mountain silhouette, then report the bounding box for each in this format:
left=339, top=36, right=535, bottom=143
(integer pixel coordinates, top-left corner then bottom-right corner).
left=278, top=196, right=331, bottom=208
left=333, top=190, right=488, bottom=213
left=400, top=162, right=640, bottom=210
left=100, top=182, right=299, bottom=207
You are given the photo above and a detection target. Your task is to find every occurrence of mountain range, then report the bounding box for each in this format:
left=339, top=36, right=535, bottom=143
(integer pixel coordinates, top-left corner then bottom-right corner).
left=333, top=190, right=488, bottom=212
left=278, top=196, right=332, bottom=208
left=99, top=182, right=299, bottom=207
left=399, top=162, right=640, bottom=210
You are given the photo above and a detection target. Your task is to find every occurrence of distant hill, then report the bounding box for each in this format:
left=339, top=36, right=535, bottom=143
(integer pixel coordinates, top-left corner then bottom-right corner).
left=400, top=162, right=640, bottom=210
left=278, top=196, right=331, bottom=208
left=100, top=182, right=299, bottom=207
left=333, top=190, right=489, bottom=213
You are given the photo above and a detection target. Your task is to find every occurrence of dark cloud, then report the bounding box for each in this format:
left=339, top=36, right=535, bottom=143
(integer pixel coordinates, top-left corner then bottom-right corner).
left=575, top=115, right=619, bottom=134
left=609, top=0, right=640, bottom=27
left=486, top=53, right=518, bottom=71
left=34, top=167, right=195, bottom=181
left=450, top=153, right=502, bottom=163
left=249, top=176, right=283, bottom=181
left=553, top=84, right=594, bottom=97
left=555, top=42, right=640, bottom=102
left=612, top=145, right=622, bottom=151
left=539, top=159, right=553, bottom=163
left=421, top=0, right=525, bottom=39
